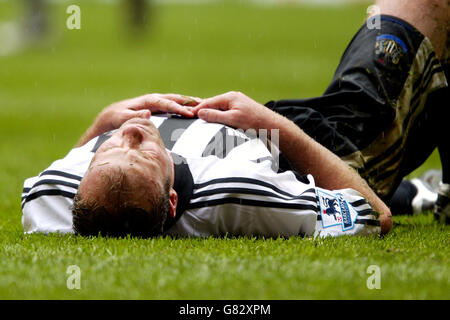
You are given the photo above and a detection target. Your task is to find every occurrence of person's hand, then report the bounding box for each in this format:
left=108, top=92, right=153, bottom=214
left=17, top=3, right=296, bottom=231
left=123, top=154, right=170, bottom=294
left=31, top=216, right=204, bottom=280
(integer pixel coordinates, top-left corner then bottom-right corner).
left=97, top=93, right=200, bottom=132
left=192, top=91, right=278, bottom=131
left=76, top=93, right=201, bottom=147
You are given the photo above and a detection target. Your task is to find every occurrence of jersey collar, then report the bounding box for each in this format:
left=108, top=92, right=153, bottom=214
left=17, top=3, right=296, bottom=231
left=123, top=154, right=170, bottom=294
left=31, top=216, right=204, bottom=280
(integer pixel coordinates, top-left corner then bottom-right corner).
left=163, top=153, right=194, bottom=231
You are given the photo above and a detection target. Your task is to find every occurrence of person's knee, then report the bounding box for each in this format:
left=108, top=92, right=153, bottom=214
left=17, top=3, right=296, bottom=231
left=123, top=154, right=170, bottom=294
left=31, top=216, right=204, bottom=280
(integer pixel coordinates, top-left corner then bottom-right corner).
left=374, top=0, right=448, bottom=59
left=374, top=0, right=447, bottom=12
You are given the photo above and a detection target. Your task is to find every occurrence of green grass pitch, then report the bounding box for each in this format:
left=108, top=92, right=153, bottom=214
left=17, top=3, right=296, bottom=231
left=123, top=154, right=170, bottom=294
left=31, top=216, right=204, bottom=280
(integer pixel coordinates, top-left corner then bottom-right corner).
left=0, top=1, right=447, bottom=299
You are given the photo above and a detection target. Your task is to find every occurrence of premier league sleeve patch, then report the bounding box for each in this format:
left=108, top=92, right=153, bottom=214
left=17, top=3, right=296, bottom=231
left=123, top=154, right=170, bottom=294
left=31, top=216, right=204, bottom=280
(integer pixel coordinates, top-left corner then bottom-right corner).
left=316, top=188, right=358, bottom=232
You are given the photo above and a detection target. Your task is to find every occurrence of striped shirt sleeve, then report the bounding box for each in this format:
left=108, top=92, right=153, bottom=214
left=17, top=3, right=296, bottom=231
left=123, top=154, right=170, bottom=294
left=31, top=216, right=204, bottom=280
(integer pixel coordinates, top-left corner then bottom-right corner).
left=21, top=138, right=97, bottom=234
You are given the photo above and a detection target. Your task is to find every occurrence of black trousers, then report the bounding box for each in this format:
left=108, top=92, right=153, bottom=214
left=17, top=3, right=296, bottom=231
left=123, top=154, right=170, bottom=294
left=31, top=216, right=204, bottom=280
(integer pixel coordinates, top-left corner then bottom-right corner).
left=266, top=15, right=448, bottom=202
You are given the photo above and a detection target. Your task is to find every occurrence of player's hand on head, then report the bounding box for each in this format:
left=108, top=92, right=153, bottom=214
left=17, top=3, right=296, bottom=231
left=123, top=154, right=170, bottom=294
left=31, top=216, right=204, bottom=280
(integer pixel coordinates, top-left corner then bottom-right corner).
left=193, top=91, right=275, bottom=130
left=99, top=93, right=200, bottom=130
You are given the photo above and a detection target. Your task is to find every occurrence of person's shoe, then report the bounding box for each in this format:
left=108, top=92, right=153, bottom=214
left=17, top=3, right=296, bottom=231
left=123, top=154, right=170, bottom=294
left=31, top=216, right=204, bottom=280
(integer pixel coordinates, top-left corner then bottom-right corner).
left=410, top=170, right=441, bottom=214
left=421, top=169, right=442, bottom=191
left=434, top=183, right=450, bottom=225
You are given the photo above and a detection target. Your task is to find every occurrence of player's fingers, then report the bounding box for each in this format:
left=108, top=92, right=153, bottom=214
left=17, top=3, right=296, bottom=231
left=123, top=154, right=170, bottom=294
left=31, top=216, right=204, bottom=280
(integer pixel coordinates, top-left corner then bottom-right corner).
left=130, top=94, right=191, bottom=112
left=197, top=109, right=235, bottom=127
left=159, top=94, right=203, bottom=106
left=379, top=210, right=392, bottom=235
left=149, top=98, right=195, bottom=118
left=192, top=93, right=233, bottom=114
left=112, top=109, right=150, bottom=128
left=129, top=95, right=194, bottom=117
left=136, top=109, right=151, bottom=119
left=124, top=109, right=151, bottom=120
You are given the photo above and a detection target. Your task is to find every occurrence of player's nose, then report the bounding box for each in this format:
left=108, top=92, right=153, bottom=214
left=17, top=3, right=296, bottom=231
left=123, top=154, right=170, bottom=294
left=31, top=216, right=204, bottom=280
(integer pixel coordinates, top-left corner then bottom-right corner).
left=122, top=126, right=144, bottom=148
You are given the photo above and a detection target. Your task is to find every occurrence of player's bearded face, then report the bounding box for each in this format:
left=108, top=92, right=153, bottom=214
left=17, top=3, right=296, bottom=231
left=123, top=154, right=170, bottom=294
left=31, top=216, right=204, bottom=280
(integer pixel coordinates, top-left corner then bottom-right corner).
left=79, top=117, right=174, bottom=211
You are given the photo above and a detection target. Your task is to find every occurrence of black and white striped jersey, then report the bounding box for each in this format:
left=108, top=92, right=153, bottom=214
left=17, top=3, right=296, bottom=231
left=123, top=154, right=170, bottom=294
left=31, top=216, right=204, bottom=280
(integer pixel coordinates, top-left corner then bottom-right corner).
left=22, top=115, right=380, bottom=238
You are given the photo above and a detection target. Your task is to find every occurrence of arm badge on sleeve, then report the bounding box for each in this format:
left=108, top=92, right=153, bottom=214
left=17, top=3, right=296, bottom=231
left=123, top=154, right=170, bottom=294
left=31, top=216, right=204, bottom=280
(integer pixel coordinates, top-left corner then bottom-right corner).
left=316, top=188, right=357, bottom=232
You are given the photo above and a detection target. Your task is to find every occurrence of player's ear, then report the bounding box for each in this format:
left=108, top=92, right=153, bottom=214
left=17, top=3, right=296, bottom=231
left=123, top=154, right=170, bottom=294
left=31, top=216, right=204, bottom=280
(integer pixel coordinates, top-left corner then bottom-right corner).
left=168, top=188, right=178, bottom=218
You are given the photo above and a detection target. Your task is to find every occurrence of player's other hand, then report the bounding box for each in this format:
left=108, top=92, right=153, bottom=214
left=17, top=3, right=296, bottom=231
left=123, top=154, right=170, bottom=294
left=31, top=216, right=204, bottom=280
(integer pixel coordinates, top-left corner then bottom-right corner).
left=98, top=93, right=200, bottom=131
left=193, top=91, right=277, bottom=131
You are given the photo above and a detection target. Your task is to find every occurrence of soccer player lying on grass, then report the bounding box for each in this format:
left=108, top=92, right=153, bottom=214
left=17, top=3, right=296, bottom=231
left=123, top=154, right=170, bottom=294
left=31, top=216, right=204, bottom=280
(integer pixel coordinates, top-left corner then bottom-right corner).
left=195, top=0, right=450, bottom=223
left=21, top=93, right=392, bottom=238
left=22, top=0, right=449, bottom=238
